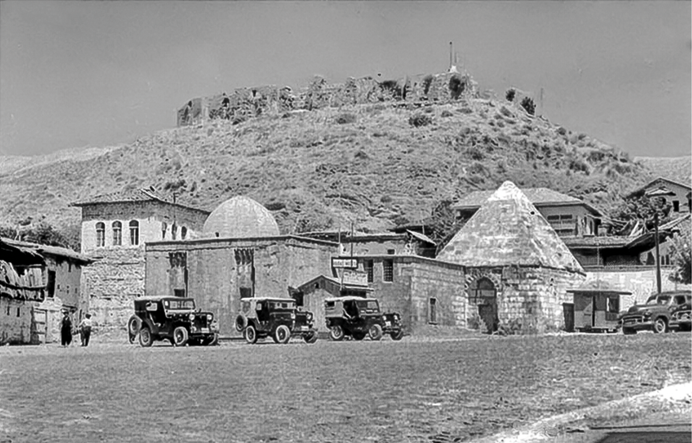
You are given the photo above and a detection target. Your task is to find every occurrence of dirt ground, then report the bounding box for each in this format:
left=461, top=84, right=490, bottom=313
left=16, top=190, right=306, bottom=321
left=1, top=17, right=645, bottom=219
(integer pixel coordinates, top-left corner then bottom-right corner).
left=1, top=332, right=690, bottom=443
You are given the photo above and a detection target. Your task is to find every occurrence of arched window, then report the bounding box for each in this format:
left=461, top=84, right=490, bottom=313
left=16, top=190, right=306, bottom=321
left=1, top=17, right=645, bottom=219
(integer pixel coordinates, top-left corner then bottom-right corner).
left=172, top=224, right=178, bottom=240
left=96, top=222, right=105, bottom=247
left=112, top=221, right=122, bottom=246
left=129, top=220, right=139, bottom=245
left=161, top=222, right=167, bottom=240
left=181, top=226, right=187, bottom=240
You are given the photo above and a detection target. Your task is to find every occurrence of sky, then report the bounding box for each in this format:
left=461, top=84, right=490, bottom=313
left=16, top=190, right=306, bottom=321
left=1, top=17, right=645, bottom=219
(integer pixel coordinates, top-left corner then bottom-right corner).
left=0, top=1, right=690, bottom=158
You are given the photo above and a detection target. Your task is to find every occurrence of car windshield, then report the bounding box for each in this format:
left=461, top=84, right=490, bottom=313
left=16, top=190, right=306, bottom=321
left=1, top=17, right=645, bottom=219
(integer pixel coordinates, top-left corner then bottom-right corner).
left=269, top=301, right=295, bottom=310
left=356, top=300, right=380, bottom=312
left=645, top=295, right=670, bottom=305
left=165, top=299, right=196, bottom=310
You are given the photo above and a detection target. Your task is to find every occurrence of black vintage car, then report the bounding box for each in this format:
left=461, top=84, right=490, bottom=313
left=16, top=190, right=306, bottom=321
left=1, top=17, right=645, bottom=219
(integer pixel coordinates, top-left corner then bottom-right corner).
left=127, top=296, right=219, bottom=347
left=670, top=301, right=692, bottom=332
left=620, top=291, right=692, bottom=334
left=324, top=296, right=405, bottom=341
left=234, top=297, right=318, bottom=344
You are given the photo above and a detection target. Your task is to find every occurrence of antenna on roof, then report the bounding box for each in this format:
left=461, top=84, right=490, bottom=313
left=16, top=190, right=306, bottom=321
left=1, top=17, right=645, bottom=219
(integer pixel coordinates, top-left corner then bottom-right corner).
left=449, top=42, right=453, bottom=70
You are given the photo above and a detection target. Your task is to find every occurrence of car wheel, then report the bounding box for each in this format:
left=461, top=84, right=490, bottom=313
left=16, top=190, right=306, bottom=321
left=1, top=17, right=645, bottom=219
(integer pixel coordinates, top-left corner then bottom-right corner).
left=235, top=314, right=247, bottom=332
left=139, top=327, right=154, bottom=347
left=205, top=333, right=219, bottom=346
left=303, top=331, right=318, bottom=344
left=173, top=326, right=189, bottom=346
left=653, top=317, right=668, bottom=334
left=245, top=325, right=258, bottom=344
left=329, top=325, right=345, bottom=341
left=368, top=324, right=383, bottom=341
left=622, top=327, right=636, bottom=335
left=352, top=332, right=366, bottom=341
left=127, top=315, right=141, bottom=338
left=275, top=325, right=291, bottom=344
left=391, top=329, right=405, bottom=341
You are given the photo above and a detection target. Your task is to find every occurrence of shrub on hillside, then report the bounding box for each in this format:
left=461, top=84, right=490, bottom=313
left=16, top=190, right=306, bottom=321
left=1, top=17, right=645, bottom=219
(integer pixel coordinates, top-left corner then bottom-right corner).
left=409, top=113, right=432, bottom=127
left=505, top=88, right=516, bottom=102
left=569, top=157, right=590, bottom=174
left=520, top=97, right=536, bottom=115
left=441, top=110, right=454, bottom=118
left=335, top=113, right=357, bottom=124
left=466, top=146, right=485, bottom=161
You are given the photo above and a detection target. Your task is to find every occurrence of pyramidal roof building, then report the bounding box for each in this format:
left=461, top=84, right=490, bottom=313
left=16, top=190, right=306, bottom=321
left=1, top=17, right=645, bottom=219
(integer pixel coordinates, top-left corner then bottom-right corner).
left=438, top=181, right=585, bottom=333
left=439, top=182, right=584, bottom=273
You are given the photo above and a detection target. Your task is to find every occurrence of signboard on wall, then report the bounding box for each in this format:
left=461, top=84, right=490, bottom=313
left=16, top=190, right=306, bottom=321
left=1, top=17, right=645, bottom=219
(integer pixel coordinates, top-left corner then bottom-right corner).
left=332, top=258, right=358, bottom=269
left=342, top=270, right=368, bottom=287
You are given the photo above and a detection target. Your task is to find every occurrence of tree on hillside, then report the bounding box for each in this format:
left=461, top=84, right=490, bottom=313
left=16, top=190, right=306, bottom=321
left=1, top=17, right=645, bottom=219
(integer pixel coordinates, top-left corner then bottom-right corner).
left=610, top=195, right=673, bottom=234
left=668, top=223, right=691, bottom=284
left=0, top=221, right=79, bottom=250
left=427, top=200, right=461, bottom=254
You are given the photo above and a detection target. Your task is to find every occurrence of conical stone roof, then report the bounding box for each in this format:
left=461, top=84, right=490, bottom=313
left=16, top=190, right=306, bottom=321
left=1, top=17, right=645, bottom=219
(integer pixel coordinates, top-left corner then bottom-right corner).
left=203, top=196, right=280, bottom=238
left=438, top=181, right=583, bottom=273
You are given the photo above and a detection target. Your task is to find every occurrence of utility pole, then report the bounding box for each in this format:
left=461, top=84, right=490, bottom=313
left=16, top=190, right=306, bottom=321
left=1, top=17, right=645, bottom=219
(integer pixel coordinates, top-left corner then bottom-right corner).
left=646, top=188, right=675, bottom=295
left=654, top=212, right=662, bottom=295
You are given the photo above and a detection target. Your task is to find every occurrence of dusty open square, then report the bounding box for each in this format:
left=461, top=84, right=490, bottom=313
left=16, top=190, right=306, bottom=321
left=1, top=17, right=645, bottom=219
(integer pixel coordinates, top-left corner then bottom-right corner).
left=1, top=333, right=690, bottom=443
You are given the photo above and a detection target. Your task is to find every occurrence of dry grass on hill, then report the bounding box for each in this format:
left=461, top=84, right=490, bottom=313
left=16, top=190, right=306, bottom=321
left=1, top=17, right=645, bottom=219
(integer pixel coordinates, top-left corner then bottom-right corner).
left=0, top=98, right=671, bottom=238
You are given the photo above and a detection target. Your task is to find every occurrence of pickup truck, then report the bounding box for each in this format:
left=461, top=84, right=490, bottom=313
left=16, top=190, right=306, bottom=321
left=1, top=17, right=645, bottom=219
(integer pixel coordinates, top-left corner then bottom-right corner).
left=620, top=291, right=691, bottom=334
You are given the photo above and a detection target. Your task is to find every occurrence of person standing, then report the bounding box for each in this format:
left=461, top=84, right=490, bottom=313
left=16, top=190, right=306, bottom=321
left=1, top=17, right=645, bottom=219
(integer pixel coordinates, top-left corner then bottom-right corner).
left=60, top=312, right=72, bottom=347
left=78, top=314, right=93, bottom=347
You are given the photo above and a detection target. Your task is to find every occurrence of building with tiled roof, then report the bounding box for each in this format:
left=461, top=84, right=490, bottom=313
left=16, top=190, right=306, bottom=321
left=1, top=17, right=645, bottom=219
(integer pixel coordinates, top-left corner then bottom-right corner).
left=69, top=187, right=210, bottom=332
left=452, top=187, right=602, bottom=237
left=438, top=181, right=586, bottom=333
left=626, top=177, right=691, bottom=215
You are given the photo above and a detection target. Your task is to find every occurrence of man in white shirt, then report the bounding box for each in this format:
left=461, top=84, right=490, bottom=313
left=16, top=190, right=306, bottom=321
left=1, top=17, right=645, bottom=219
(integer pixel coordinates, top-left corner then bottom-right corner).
left=78, top=314, right=93, bottom=347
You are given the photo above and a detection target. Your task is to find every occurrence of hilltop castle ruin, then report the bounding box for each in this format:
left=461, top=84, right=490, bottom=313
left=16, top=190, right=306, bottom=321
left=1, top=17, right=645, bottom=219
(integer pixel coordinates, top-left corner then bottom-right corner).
left=177, top=70, right=478, bottom=127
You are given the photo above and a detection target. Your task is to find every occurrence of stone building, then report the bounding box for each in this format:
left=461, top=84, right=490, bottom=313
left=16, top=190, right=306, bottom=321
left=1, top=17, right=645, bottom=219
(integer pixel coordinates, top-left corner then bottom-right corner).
left=70, top=188, right=209, bottom=330
left=145, top=196, right=467, bottom=337
left=438, top=181, right=586, bottom=333
left=1, top=239, right=91, bottom=343
left=145, top=196, right=334, bottom=336
left=294, top=254, right=465, bottom=335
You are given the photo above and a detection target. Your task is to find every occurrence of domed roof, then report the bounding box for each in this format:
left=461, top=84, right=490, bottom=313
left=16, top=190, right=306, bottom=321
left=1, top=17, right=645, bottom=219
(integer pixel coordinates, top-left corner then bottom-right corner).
left=203, top=196, right=280, bottom=238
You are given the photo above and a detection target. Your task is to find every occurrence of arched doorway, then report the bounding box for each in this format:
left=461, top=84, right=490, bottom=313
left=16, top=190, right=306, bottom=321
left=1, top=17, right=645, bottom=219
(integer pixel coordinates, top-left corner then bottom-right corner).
left=472, top=278, right=498, bottom=332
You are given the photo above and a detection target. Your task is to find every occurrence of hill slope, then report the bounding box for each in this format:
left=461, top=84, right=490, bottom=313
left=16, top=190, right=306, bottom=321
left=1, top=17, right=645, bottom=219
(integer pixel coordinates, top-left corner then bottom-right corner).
left=0, top=98, right=684, bottom=239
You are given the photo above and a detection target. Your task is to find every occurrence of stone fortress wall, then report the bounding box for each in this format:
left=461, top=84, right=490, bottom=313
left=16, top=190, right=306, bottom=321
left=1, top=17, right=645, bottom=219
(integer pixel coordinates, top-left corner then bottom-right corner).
left=177, top=70, right=478, bottom=127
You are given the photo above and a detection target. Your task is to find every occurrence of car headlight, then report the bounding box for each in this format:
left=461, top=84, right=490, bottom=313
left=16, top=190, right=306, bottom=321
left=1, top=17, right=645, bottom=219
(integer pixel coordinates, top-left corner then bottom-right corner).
left=207, top=314, right=213, bottom=321
left=189, top=313, right=195, bottom=321
left=642, top=311, right=652, bottom=319
left=307, top=313, right=313, bottom=321
left=291, top=313, right=296, bottom=319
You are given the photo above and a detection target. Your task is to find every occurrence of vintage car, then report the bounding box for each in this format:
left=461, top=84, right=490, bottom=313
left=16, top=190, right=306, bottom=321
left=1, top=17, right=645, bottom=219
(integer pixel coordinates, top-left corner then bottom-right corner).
left=619, top=291, right=692, bottom=334
left=670, top=301, right=692, bottom=332
left=234, top=297, right=318, bottom=344
left=324, top=296, right=405, bottom=341
left=127, top=295, right=219, bottom=347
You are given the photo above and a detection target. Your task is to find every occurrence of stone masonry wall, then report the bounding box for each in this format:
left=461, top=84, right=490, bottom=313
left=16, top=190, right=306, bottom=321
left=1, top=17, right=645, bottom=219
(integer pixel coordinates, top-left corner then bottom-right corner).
left=82, top=248, right=145, bottom=332
left=146, top=237, right=336, bottom=337
left=178, top=71, right=478, bottom=127
left=466, top=266, right=586, bottom=332
left=406, top=259, right=466, bottom=333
